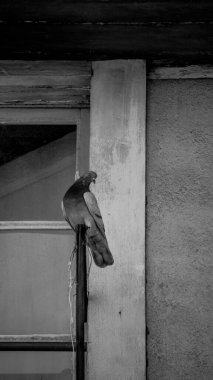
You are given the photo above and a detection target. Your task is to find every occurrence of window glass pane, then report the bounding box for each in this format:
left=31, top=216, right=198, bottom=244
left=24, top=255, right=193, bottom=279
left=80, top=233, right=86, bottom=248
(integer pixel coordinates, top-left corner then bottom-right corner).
left=0, top=352, right=73, bottom=379
left=0, top=231, right=76, bottom=333
left=0, top=125, right=76, bottom=221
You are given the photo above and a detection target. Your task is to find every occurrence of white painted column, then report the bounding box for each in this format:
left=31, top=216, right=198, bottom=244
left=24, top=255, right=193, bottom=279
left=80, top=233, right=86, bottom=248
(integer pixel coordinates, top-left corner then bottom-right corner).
left=88, top=60, right=146, bottom=380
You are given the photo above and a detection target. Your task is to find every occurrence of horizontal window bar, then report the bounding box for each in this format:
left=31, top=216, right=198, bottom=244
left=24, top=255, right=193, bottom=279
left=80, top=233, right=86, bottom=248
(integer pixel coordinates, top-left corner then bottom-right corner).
left=0, top=334, right=74, bottom=342
left=0, top=221, right=72, bottom=231
left=0, top=335, right=87, bottom=352
left=0, top=342, right=80, bottom=352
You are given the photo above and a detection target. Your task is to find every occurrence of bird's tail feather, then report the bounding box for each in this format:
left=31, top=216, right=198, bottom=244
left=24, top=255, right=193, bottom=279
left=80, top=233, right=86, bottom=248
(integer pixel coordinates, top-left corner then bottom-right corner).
left=86, top=228, right=114, bottom=268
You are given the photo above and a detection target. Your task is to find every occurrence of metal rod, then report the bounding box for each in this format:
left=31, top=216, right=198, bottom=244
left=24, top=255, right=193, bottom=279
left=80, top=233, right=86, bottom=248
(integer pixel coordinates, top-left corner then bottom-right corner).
left=76, top=225, right=87, bottom=380
left=0, top=342, right=87, bottom=351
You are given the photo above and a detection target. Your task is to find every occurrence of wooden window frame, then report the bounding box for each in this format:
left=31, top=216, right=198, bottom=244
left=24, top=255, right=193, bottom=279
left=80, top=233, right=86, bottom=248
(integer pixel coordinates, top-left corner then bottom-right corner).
left=0, top=108, right=89, bottom=232
left=0, top=107, right=89, bottom=353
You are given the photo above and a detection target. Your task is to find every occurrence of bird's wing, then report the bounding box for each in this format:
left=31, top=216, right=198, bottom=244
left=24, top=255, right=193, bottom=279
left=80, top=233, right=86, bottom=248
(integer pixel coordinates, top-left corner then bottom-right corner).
left=61, top=200, right=76, bottom=231
left=83, top=191, right=105, bottom=235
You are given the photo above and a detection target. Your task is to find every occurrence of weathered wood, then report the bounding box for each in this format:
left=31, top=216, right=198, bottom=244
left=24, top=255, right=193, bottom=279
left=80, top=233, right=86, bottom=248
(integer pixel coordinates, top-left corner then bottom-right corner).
left=0, top=108, right=80, bottom=125
left=0, top=61, right=91, bottom=108
left=0, top=221, right=72, bottom=230
left=0, top=23, right=213, bottom=60
left=88, top=60, right=146, bottom=379
left=0, top=78, right=89, bottom=88
left=149, top=64, right=213, bottom=79
left=0, top=61, right=91, bottom=76
left=1, top=1, right=213, bottom=23
left=0, top=88, right=89, bottom=108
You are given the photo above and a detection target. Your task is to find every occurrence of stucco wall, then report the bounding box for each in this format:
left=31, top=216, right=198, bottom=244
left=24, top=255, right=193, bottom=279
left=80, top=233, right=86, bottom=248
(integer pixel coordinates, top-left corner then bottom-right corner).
left=146, top=79, right=213, bottom=379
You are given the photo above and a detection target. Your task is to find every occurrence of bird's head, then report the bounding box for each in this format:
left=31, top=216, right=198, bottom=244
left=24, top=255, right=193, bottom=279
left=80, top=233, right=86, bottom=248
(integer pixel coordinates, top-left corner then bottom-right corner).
left=79, top=171, right=97, bottom=187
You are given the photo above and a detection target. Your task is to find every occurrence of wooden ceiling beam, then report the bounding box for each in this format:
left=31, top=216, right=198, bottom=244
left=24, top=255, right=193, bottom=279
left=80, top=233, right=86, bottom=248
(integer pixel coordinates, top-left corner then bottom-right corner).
left=1, top=1, right=213, bottom=60
left=0, top=23, right=213, bottom=61
left=0, top=61, right=90, bottom=107
left=1, top=1, right=213, bottom=23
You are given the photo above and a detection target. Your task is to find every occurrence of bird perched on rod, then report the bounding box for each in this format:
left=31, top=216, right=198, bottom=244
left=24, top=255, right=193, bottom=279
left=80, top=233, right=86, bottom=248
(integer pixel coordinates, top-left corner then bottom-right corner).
left=62, top=171, right=114, bottom=268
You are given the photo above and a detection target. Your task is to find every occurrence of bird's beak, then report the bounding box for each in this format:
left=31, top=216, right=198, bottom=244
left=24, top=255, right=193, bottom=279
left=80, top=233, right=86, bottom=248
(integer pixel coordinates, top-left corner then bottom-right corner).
left=92, top=179, right=96, bottom=184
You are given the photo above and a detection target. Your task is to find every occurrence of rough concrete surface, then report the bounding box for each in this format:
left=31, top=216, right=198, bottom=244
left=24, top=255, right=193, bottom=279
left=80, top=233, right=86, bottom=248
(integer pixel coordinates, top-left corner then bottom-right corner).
left=146, top=79, right=213, bottom=380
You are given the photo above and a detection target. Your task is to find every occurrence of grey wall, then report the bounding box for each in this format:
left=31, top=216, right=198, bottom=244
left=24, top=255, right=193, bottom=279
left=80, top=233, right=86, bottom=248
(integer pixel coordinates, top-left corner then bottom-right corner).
left=146, top=79, right=213, bottom=379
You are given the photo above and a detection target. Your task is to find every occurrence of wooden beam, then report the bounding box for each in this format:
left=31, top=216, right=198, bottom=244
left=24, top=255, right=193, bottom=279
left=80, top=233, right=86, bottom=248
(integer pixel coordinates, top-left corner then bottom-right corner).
left=0, top=108, right=80, bottom=125
left=88, top=60, right=146, bottom=379
left=1, top=1, right=213, bottom=23
left=0, top=23, right=212, bottom=60
left=0, top=60, right=91, bottom=76
left=0, top=88, right=89, bottom=108
left=149, top=64, right=213, bottom=79
left=0, top=61, right=91, bottom=108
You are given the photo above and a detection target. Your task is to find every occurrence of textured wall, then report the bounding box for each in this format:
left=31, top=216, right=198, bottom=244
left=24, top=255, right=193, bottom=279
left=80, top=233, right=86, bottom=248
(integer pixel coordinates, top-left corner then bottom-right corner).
left=146, top=79, right=213, bottom=379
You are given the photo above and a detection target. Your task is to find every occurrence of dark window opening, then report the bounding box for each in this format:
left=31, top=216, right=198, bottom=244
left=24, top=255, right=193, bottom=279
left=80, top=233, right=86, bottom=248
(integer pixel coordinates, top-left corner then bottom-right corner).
left=0, top=125, right=76, bottom=166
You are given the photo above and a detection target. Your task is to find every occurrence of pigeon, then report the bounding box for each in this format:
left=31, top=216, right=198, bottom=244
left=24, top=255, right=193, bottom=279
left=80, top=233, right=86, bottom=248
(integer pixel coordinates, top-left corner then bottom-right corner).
left=62, top=171, right=114, bottom=268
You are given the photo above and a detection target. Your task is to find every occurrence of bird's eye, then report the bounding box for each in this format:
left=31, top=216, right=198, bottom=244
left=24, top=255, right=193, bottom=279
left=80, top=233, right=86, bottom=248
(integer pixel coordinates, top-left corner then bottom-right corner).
left=92, top=179, right=96, bottom=184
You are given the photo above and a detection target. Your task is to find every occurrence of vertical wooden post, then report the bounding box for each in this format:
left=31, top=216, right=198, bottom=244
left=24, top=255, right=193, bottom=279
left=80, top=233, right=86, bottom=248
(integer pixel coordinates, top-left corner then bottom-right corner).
left=89, top=60, right=146, bottom=379
left=76, top=225, right=87, bottom=380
